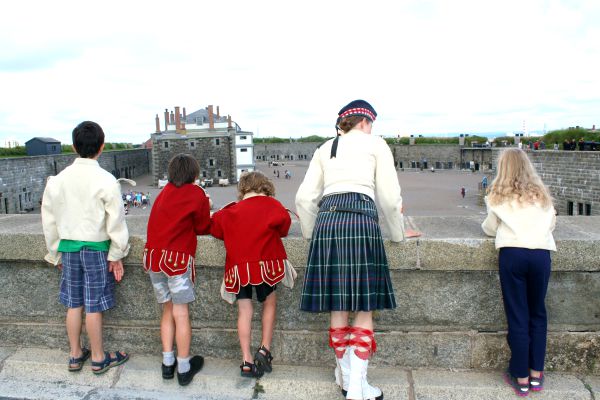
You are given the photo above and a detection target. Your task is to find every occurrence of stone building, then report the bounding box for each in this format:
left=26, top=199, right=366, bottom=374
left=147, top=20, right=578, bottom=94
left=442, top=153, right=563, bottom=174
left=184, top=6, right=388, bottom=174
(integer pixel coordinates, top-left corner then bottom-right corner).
left=151, top=105, right=254, bottom=185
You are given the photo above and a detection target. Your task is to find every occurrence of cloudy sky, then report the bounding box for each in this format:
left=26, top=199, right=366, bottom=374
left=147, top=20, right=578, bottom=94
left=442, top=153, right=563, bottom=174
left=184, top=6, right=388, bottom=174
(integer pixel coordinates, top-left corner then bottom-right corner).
left=1, top=0, right=598, bottom=145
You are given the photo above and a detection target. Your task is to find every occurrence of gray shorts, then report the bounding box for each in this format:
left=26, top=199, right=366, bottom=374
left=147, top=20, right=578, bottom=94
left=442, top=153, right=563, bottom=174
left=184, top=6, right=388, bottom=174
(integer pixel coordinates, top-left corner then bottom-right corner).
left=149, top=267, right=195, bottom=304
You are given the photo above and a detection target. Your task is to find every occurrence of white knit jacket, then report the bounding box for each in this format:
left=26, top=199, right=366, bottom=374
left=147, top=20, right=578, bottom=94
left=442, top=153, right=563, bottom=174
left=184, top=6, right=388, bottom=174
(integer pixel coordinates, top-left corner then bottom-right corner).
left=295, top=129, right=405, bottom=242
left=41, top=158, right=130, bottom=265
left=481, top=197, right=556, bottom=251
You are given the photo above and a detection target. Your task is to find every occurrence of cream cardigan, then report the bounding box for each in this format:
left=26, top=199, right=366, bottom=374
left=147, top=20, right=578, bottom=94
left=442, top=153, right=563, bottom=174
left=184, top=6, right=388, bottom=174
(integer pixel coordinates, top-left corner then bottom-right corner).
left=481, top=197, right=556, bottom=251
left=295, top=129, right=404, bottom=242
left=41, top=158, right=130, bottom=265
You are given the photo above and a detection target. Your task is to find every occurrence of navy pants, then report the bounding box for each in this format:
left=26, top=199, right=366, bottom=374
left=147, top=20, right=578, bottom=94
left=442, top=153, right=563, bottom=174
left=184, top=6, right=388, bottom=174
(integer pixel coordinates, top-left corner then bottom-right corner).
left=499, top=247, right=551, bottom=378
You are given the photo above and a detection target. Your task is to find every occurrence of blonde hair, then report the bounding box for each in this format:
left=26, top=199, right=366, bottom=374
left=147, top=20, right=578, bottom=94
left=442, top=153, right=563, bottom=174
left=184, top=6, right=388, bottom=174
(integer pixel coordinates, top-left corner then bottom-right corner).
left=237, top=171, right=275, bottom=200
left=487, top=148, right=552, bottom=208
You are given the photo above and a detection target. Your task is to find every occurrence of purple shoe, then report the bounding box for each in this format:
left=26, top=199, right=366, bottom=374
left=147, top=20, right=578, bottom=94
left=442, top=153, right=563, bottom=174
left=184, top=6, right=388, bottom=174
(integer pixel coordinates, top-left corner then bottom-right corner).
left=529, top=372, right=544, bottom=392
left=504, top=371, right=529, bottom=397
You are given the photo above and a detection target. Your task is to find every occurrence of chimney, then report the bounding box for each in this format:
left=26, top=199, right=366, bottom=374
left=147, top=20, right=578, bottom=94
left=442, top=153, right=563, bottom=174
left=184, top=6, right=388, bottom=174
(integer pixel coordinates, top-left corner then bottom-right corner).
left=170, top=111, right=175, bottom=125
left=175, top=106, right=181, bottom=130
left=183, top=107, right=187, bottom=119
left=164, top=109, right=169, bottom=131
left=228, top=115, right=232, bottom=128
left=208, top=105, right=214, bottom=129
left=217, top=106, right=220, bottom=118
left=155, top=114, right=160, bottom=133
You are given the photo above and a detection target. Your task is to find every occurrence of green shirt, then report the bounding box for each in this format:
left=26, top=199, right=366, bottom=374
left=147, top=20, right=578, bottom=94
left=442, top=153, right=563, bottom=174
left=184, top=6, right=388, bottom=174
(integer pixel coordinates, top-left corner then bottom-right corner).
left=58, top=239, right=111, bottom=253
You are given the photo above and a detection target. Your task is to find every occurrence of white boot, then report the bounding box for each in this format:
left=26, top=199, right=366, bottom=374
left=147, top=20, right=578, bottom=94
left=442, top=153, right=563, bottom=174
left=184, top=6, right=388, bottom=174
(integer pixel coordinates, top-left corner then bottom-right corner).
left=335, top=348, right=351, bottom=393
left=345, top=346, right=383, bottom=400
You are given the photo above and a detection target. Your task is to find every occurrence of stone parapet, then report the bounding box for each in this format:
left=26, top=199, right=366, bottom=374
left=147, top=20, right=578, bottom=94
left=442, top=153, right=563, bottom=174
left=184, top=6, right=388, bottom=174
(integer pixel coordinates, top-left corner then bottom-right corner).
left=0, top=215, right=598, bottom=374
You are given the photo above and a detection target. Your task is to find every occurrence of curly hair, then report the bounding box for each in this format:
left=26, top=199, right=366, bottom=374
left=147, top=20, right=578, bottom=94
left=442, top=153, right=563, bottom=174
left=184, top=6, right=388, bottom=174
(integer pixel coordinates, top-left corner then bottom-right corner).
left=487, top=148, right=552, bottom=208
left=237, top=171, right=275, bottom=200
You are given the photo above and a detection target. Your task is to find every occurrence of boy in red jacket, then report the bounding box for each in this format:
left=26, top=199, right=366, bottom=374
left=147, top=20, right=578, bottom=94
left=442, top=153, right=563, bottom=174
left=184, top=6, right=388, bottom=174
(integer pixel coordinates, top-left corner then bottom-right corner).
left=211, top=171, right=291, bottom=378
left=143, top=154, right=211, bottom=386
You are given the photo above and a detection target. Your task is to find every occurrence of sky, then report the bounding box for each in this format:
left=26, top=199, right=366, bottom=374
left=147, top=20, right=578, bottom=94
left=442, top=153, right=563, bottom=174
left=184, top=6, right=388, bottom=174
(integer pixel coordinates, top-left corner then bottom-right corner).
left=1, top=0, right=599, bottom=146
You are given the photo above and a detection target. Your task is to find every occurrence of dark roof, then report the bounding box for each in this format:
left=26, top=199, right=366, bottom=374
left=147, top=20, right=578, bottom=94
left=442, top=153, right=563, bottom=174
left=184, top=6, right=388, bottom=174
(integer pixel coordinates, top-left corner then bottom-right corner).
left=25, top=137, right=61, bottom=144
left=185, top=108, right=228, bottom=125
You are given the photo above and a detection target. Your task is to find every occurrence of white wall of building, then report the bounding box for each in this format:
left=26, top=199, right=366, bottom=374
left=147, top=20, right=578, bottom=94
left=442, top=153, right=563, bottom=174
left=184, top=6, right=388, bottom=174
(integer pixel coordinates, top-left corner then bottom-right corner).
left=236, top=147, right=254, bottom=165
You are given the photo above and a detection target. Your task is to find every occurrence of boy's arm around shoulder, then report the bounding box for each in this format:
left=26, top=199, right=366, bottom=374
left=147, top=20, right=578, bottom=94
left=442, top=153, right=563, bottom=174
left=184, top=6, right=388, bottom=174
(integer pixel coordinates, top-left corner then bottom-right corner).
left=105, top=181, right=130, bottom=261
left=41, top=177, right=61, bottom=266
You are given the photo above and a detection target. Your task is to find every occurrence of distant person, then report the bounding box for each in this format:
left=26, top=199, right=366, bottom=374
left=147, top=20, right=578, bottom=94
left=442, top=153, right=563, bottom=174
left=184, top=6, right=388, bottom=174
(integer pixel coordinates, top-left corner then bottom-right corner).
left=41, top=121, right=130, bottom=374
left=482, top=148, right=556, bottom=397
left=562, top=139, right=569, bottom=150
left=296, top=99, right=419, bottom=399
left=569, top=138, right=576, bottom=150
left=211, top=171, right=293, bottom=378
left=482, top=176, right=488, bottom=190
left=461, top=187, right=466, bottom=198
left=578, top=137, right=585, bottom=151
left=143, top=154, right=211, bottom=386
left=554, top=142, right=559, bottom=151
left=539, top=141, right=546, bottom=150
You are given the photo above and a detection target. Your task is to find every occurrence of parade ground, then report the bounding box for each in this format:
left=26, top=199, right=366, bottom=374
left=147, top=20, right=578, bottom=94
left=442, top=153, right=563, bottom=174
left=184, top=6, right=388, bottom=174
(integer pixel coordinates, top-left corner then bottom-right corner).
left=124, top=161, right=488, bottom=217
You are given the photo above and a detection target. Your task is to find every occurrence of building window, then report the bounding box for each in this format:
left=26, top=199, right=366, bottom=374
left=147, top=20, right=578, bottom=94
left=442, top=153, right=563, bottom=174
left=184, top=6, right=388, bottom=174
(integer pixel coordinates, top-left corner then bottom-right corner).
left=217, top=170, right=222, bottom=177
left=51, top=145, right=56, bottom=151
left=240, top=135, right=247, bottom=140
left=163, top=141, right=169, bottom=149
left=189, top=141, right=195, bottom=148
left=215, top=138, right=220, bottom=146
left=585, top=204, right=592, bottom=216
left=202, top=171, right=207, bottom=178
left=209, top=159, right=214, bottom=166
left=240, top=148, right=247, bottom=152
left=567, top=201, right=574, bottom=216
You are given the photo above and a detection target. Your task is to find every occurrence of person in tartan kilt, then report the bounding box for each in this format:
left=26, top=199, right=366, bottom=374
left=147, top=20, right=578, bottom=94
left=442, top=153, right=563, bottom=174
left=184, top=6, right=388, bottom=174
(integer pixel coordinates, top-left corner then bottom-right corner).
left=296, top=100, right=419, bottom=400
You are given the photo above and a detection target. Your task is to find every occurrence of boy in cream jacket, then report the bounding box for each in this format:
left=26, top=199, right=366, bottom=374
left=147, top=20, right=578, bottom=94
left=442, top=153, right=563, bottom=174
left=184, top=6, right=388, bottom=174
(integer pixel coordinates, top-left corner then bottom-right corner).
left=42, top=121, right=130, bottom=374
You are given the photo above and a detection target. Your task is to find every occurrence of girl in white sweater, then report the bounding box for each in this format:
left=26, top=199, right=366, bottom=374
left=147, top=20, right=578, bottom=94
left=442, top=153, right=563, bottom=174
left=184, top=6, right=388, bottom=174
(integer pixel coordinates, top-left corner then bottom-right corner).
left=482, top=148, right=556, bottom=397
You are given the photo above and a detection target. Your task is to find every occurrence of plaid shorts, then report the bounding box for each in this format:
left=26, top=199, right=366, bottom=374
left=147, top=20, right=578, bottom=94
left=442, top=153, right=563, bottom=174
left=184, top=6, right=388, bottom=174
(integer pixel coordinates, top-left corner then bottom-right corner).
left=59, top=250, right=116, bottom=313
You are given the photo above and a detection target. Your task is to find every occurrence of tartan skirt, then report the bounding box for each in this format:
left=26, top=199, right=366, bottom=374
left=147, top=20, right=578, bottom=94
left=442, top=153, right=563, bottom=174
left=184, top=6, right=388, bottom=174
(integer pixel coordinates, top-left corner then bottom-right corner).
left=300, top=192, right=396, bottom=312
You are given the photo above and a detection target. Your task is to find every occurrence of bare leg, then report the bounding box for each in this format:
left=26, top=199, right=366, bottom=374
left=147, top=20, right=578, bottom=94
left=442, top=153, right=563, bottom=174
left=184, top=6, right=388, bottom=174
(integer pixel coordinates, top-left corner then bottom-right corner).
left=238, top=299, right=253, bottom=362
left=353, top=312, right=373, bottom=330
left=260, top=292, right=277, bottom=350
left=66, top=307, right=84, bottom=364
left=161, top=301, right=175, bottom=352
left=86, top=312, right=105, bottom=363
left=330, top=311, right=350, bottom=329
left=172, top=303, right=191, bottom=358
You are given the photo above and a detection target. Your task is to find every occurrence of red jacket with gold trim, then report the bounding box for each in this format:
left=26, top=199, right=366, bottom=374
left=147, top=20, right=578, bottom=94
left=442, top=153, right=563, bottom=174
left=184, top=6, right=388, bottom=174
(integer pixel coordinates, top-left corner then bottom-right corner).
left=143, top=183, right=211, bottom=282
left=210, top=195, right=291, bottom=293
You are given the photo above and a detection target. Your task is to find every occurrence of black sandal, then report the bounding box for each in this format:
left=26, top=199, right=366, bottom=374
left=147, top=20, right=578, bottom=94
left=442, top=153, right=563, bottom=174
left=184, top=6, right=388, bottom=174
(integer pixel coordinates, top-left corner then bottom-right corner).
left=254, top=345, right=273, bottom=373
left=68, top=347, right=90, bottom=372
left=240, top=360, right=264, bottom=378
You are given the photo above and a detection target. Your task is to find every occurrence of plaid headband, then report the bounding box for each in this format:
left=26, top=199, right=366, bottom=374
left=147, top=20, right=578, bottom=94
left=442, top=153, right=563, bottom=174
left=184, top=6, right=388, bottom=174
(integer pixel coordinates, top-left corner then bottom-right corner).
left=338, top=107, right=377, bottom=122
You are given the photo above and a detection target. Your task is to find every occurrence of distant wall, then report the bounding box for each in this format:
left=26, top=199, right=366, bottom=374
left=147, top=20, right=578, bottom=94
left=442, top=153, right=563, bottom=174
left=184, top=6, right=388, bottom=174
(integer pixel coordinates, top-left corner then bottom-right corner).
left=253, top=142, right=321, bottom=162
left=490, top=149, right=600, bottom=216
left=0, top=149, right=151, bottom=214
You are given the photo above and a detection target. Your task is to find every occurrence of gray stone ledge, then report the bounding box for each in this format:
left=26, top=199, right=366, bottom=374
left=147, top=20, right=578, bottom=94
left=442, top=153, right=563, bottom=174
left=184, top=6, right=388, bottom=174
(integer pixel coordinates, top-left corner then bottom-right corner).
left=1, top=215, right=600, bottom=271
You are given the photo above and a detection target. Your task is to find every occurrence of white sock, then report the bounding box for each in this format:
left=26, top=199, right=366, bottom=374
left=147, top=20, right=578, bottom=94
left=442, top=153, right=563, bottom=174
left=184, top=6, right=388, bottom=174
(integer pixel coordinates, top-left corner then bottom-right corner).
left=162, top=351, right=175, bottom=366
left=177, top=356, right=191, bottom=373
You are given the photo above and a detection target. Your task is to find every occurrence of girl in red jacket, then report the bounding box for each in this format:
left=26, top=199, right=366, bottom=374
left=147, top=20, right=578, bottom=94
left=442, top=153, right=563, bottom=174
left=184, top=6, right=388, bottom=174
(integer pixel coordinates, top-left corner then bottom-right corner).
left=143, top=154, right=211, bottom=386
left=211, top=171, right=291, bottom=378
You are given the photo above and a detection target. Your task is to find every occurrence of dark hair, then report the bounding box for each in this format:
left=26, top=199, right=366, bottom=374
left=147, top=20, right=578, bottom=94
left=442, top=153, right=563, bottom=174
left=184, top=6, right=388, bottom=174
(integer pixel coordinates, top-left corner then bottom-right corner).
left=72, top=121, right=105, bottom=158
left=237, top=171, right=275, bottom=200
left=168, top=154, right=200, bottom=187
left=338, top=115, right=370, bottom=133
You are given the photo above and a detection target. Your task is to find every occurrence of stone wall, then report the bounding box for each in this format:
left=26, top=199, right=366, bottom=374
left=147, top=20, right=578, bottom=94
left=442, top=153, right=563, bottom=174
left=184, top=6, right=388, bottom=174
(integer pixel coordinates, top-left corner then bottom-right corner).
left=151, top=135, right=234, bottom=186
left=491, top=149, right=600, bottom=216
left=0, top=214, right=598, bottom=374
left=0, top=149, right=151, bottom=214
left=254, top=142, right=321, bottom=162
